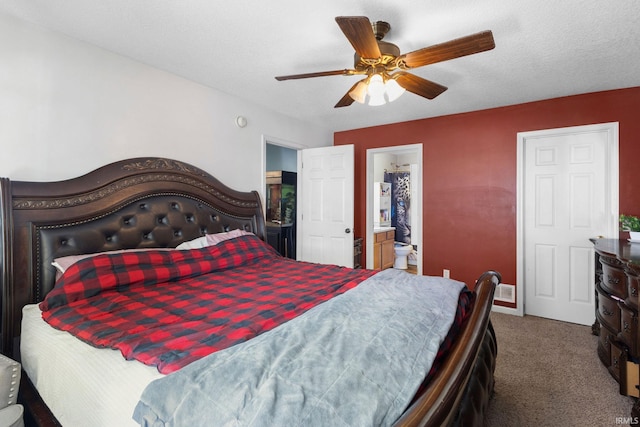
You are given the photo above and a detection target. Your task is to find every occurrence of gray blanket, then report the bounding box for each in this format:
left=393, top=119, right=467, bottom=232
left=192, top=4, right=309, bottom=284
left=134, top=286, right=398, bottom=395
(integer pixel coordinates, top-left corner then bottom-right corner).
left=133, top=269, right=466, bottom=427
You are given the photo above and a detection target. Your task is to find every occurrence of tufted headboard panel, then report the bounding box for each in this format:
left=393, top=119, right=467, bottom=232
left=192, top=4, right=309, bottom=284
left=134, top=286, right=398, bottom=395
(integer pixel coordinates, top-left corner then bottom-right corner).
left=0, top=158, right=265, bottom=357
left=36, top=194, right=261, bottom=302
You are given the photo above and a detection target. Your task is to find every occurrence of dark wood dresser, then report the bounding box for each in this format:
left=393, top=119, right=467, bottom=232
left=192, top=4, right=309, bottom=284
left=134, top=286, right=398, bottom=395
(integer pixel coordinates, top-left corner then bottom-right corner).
left=593, top=238, right=640, bottom=411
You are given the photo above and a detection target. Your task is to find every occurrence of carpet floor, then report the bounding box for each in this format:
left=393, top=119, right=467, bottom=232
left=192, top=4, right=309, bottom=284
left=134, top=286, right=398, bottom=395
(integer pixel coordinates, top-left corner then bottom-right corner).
left=485, top=312, right=636, bottom=426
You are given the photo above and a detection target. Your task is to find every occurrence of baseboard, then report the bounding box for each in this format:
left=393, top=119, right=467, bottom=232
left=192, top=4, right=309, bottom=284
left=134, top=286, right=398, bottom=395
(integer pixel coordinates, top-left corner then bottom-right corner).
left=491, top=305, right=521, bottom=316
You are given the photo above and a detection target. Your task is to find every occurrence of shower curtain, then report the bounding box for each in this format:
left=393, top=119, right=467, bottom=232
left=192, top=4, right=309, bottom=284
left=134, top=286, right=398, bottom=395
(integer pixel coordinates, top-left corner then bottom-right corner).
left=384, top=171, right=411, bottom=244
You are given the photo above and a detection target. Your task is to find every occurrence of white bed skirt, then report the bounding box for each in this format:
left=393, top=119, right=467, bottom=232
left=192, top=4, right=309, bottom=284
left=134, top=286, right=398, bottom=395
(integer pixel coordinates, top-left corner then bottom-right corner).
left=20, top=304, right=164, bottom=427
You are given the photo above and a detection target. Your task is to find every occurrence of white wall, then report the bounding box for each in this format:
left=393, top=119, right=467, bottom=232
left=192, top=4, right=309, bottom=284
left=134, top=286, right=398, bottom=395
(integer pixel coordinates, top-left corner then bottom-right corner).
left=0, top=12, right=332, bottom=192
left=396, top=152, right=418, bottom=169
left=266, top=144, right=297, bottom=172
left=372, top=152, right=396, bottom=183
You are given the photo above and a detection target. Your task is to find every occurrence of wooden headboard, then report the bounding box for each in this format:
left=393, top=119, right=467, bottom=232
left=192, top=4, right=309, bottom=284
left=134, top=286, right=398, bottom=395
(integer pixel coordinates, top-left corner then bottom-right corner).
left=0, top=157, right=265, bottom=357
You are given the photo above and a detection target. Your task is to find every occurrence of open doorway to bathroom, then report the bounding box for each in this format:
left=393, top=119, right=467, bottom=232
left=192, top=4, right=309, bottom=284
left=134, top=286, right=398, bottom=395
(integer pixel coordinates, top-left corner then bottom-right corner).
left=366, top=144, right=422, bottom=275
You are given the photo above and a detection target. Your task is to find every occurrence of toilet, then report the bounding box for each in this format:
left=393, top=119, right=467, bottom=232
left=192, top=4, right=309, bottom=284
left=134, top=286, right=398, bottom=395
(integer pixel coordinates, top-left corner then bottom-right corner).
left=393, top=243, right=413, bottom=269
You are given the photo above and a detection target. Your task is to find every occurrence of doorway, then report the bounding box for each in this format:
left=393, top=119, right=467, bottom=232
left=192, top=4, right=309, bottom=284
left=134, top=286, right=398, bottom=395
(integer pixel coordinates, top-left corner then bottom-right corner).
left=366, top=144, right=423, bottom=275
left=263, top=135, right=305, bottom=260
left=263, top=137, right=357, bottom=268
left=516, top=122, right=619, bottom=325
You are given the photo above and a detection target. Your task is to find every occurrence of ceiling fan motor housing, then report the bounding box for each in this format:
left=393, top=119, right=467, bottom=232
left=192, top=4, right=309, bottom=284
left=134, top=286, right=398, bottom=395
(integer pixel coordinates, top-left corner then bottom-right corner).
left=372, top=21, right=391, bottom=40
left=353, top=21, right=400, bottom=71
left=354, top=40, right=400, bottom=71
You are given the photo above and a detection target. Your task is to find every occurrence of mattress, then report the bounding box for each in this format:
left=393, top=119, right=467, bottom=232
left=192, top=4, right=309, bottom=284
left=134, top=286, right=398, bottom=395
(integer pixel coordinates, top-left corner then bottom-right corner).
left=20, top=304, right=164, bottom=427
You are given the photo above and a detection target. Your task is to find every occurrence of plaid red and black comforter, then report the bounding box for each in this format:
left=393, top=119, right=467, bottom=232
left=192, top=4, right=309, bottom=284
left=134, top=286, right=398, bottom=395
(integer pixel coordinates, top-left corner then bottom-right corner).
left=40, top=235, right=376, bottom=374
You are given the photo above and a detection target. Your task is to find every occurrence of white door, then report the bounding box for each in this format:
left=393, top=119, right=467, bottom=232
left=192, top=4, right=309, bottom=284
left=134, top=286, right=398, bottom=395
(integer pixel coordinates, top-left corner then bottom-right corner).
left=519, top=123, right=618, bottom=325
left=299, top=145, right=354, bottom=267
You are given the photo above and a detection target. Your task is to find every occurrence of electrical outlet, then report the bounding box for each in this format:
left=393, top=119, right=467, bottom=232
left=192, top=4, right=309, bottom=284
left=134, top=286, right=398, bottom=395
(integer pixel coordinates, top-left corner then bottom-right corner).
left=443, top=269, right=450, bottom=278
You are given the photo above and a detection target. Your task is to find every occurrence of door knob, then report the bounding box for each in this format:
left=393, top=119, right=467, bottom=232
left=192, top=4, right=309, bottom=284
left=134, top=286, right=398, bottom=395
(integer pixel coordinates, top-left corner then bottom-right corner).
left=345, top=228, right=351, bottom=234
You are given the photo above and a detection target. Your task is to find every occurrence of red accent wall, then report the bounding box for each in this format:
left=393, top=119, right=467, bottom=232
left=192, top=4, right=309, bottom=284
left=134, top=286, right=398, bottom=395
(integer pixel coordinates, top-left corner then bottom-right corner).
left=335, top=87, right=640, bottom=305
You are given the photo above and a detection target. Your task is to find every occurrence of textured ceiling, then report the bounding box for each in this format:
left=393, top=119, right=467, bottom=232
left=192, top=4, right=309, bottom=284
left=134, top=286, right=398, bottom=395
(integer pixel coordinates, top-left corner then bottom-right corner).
left=1, top=0, right=639, bottom=132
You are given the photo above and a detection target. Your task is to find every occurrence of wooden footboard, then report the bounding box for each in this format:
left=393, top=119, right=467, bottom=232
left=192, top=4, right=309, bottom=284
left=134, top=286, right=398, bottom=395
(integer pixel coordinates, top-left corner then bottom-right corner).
left=394, top=270, right=500, bottom=427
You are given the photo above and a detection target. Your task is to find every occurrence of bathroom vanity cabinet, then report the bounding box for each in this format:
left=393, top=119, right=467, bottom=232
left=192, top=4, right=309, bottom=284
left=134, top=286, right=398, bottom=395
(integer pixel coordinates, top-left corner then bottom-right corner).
left=373, top=229, right=395, bottom=270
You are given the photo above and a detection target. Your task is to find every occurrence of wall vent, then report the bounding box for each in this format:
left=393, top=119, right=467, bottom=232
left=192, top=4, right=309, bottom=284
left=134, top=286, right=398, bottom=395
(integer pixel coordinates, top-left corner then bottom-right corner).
left=494, top=283, right=516, bottom=304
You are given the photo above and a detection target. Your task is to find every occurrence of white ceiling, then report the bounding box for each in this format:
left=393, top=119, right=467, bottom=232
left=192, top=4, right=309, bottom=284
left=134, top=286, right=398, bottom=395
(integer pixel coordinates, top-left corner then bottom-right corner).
left=2, top=0, right=639, bottom=132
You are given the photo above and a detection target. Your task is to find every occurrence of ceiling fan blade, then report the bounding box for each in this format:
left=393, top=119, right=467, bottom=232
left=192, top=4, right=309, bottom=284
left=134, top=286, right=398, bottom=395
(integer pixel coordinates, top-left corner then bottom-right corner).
left=393, top=72, right=447, bottom=99
left=399, top=30, right=495, bottom=69
left=334, top=81, right=361, bottom=108
left=275, top=69, right=356, bottom=81
left=335, top=16, right=381, bottom=59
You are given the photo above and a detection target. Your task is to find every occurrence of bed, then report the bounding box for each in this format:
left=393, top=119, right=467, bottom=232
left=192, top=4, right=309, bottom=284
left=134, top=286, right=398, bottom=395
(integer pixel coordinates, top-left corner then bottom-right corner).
left=0, top=157, right=500, bottom=427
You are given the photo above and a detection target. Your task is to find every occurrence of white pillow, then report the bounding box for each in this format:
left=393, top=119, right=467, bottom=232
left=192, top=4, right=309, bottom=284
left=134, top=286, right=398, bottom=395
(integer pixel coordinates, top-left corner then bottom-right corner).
left=176, top=229, right=253, bottom=250
left=205, top=229, right=253, bottom=245
left=175, top=235, right=209, bottom=250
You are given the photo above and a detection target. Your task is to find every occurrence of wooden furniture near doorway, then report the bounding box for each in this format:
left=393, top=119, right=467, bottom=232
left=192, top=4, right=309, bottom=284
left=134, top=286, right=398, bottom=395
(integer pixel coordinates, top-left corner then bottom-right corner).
left=373, top=229, right=394, bottom=270
left=592, top=238, right=640, bottom=416
left=353, top=237, right=363, bottom=269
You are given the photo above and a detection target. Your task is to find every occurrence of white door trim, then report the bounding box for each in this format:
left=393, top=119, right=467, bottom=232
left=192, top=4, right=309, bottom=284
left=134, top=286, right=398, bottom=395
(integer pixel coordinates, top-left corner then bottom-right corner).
left=515, top=122, right=619, bottom=317
left=366, top=144, right=423, bottom=275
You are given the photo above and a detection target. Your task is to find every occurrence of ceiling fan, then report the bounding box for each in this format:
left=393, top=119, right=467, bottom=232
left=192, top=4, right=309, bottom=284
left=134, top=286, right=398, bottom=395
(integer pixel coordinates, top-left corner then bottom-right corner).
left=275, top=16, right=495, bottom=108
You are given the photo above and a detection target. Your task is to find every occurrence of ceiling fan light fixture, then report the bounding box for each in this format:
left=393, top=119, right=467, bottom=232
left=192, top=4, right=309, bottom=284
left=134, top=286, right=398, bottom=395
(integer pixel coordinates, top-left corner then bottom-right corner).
left=367, top=74, right=385, bottom=97
left=348, top=80, right=368, bottom=104
left=367, top=74, right=387, bottom=106
left=384, top=78, right=405, bottom=103
left=368, top=92, right=386, bottom=106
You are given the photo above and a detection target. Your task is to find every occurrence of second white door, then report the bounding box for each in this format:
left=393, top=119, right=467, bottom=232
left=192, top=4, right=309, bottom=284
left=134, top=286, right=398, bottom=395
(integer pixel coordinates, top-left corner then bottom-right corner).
left=519, top=122, right=618, bottom=325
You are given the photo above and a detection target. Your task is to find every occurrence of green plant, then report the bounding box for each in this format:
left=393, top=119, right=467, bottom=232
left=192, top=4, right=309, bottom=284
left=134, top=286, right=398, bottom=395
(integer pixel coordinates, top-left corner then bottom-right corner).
left=620, top=214, right=640, bottom=232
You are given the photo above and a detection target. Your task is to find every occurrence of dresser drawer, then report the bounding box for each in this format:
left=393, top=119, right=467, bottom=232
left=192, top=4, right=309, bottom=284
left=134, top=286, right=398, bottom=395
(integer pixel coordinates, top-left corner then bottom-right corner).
left=620, top=357, right=640, bottom=398
left=627, top=274, right=640, bottom=311
left=610, top=340, right=625, bottom=382
left=619, top=303, right=639, bottom=358
left=597, top=284, right=621, bottom=332
left=598, top=322, right=617, bottom=367
left=601, top=263, right=628, bottom=299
